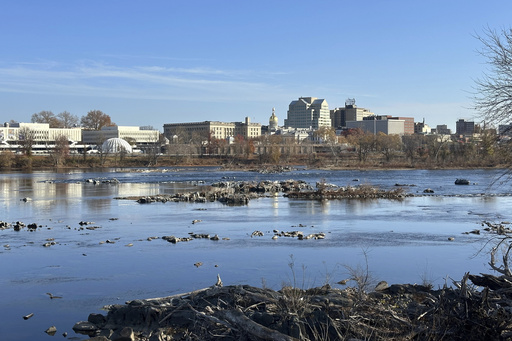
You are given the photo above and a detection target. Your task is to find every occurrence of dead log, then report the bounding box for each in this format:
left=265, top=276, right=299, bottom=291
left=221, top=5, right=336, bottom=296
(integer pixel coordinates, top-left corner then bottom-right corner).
left=468, top=273, right=512, bottom=290
left=217, top=308, right=300, bottom=341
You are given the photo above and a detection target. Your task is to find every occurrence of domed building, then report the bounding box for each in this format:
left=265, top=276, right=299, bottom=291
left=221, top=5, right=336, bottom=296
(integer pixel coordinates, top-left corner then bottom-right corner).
left=269, top=107, right=278, bottom=131
left=101, top=138, right=133, bottom=154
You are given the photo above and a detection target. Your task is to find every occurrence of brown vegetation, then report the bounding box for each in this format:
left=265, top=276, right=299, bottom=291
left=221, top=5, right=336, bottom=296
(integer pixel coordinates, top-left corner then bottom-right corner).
left=0, top=126, right=511, bottom=170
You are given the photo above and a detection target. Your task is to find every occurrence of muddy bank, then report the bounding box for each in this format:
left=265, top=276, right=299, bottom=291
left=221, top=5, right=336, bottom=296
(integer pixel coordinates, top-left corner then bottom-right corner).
left=73, top=272, right=512, bottom=341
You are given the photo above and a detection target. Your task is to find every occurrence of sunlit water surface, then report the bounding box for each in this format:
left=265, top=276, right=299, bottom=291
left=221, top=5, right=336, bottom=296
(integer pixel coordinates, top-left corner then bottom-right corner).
left=0, top=167, right=511, bottom=340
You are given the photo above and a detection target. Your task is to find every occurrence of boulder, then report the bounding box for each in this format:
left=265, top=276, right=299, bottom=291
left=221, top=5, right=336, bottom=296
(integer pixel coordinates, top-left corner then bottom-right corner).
left=73, top=321, right=99, bottom=335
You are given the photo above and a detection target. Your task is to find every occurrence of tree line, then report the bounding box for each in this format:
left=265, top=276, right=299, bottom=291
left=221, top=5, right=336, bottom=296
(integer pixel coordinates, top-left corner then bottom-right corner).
left=29, top=109, right=114, bottom=130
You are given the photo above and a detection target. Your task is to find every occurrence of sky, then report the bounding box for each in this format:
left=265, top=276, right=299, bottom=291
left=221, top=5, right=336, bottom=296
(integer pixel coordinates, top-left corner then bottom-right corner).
left=0, top=1, right=511, bottom=132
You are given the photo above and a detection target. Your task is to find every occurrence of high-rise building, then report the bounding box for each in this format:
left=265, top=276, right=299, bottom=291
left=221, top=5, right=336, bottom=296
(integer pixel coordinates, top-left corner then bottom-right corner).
left=284, top=97, right=331, bottom=129
left=455, top=119, right=475, bottom=136
left=330, top=99, right=374, bottom=128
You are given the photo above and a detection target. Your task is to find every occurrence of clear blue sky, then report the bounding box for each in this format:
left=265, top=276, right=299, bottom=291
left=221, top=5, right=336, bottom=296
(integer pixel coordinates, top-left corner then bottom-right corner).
left=0, top=0, right=510, bottom=131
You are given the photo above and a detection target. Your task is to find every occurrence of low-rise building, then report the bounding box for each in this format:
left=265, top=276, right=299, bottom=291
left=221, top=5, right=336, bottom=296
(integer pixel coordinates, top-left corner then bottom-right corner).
left=436, top=125, right=452, bottom=135
left=82, top=126, right=160, bottom=145
left=414, top=120, right=432, bottom=134
left=163, top=117, right=261, bottom=142
left=346, top=116, right=405, bottom=135
left=0, top=122, right=82, bottom=153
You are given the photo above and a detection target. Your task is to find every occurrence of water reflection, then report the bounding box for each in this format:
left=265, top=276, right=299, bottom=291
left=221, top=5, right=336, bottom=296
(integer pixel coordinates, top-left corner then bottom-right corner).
left=1, top=168, right=511, bottom=341
left=272, top=196, right=279, bottom=216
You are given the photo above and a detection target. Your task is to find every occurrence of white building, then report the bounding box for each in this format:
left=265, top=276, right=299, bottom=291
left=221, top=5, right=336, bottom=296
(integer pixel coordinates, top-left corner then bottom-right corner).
left=284, top=97, right=331, bottom=129
left=82, top=126, right=160, bottom=145
left=0, top=122, right=83, bottom=153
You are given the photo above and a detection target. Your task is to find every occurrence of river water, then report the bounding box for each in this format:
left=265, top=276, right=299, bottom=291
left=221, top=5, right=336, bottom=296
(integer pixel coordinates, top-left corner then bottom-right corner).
left=1, top=167, right=511, bottom=340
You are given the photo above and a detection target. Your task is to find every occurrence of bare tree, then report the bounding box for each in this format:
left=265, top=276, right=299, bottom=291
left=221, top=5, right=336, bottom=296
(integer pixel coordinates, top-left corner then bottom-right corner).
left=18, top=127, right=35, bottom=156
left=81, top=110, right=114, bottom=130
left=346, top=129, right=374, bottom=162
left=57, top=111, right=79, bottom=128
left=473, top=27, right=512, bottom=125
left=145, top=133, right=166, bottom=166
left=425, top=134, right=451, bottom=163
left=375, top=132, right=402, bottom=162
left=50, top=135, right=70, bottom=166
left=31, top=111, right=60, bottom=127
left=314, top=126, right=342, bottom=165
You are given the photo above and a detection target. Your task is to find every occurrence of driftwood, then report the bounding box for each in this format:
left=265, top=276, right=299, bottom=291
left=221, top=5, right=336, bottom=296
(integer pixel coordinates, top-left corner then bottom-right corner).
left=73, top=273, right=512, bottom=341
left=217, top=309, right=299, bottom=341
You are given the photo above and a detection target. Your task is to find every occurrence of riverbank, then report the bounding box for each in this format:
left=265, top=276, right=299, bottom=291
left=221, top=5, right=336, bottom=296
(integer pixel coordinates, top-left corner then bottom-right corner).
left=1, top=152, right=510, bottom=171
left=72, top=271, right=512, bottom=341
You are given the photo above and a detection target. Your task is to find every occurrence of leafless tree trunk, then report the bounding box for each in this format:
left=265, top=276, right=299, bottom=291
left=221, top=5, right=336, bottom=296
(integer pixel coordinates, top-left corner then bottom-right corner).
left=18, top=127, right=35, bottom=156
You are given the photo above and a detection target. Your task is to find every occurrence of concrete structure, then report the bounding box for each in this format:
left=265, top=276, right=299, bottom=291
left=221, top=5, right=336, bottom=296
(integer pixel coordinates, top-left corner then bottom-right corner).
left=163, top=117, right=261, bottom=142
left=346, top=116, right=405, bottom=135
left=82, top=126, right=160, bottom=145
left=101, top=138, right=133, bottom=154
left=455, top=119, right=475, bottom=136
left=330, top=99, right=374, bottom=128
left=284, top=97, right=331, bottom=129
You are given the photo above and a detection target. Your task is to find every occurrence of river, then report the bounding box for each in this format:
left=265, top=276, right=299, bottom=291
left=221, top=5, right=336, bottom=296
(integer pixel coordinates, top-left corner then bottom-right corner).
left=0, top=167, right=511, bottom=340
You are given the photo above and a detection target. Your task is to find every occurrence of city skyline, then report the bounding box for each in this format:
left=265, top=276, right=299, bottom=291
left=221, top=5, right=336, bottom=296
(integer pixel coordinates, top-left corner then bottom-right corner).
left=1, top=1, right=511, bottom=131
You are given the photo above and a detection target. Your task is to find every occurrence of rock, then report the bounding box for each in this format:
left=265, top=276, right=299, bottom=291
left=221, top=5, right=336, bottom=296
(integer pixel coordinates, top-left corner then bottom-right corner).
left=27, top=223, right=38, bottom=230
left=88, top=336, right=110, bottom=341
left=45, top=326, right=57, bottom=336
left=112, top=326, right=134, bottom=341
left=194, top=262, right=203, bottom=267
left=448, top=237, right=454, bottom=241
left=72, top=321, right=98, bottom=334
left=88, top=313, right=106, bottom=327
left=23, top=313, right=34, bottom=320
left=375, top=281, right=389, bottom=291
left=423, top=188, right=434, bottom=193
left=251, top=230, right=264, bottom=237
